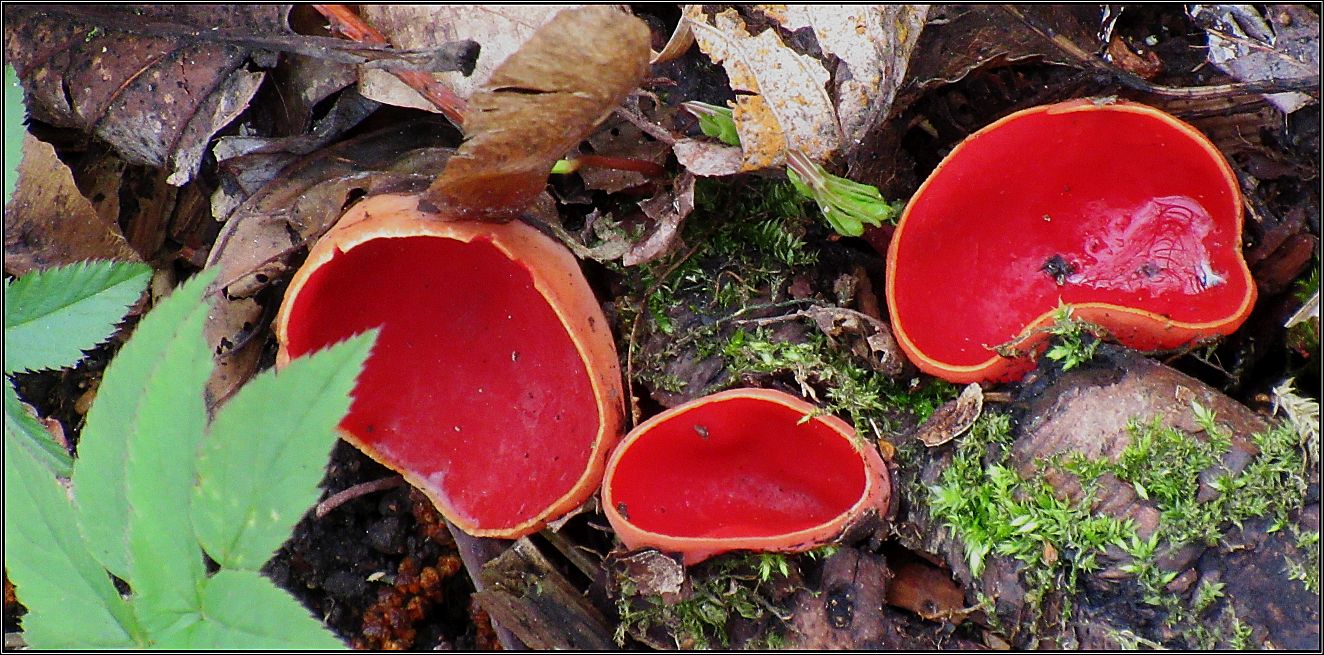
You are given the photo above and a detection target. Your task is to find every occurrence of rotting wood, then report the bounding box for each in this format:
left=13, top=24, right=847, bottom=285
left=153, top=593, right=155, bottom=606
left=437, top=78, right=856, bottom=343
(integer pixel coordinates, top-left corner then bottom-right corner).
left=475, top=537, right=615, bottom=650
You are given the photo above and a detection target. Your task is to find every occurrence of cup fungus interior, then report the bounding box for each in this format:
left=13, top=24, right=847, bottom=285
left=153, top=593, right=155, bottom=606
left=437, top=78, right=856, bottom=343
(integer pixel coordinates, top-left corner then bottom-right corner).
left=282, top=234, right=599, bottom=532
left=607, top=394, right=867, bottom=540
left=888, top=101, right=1253, bottom=382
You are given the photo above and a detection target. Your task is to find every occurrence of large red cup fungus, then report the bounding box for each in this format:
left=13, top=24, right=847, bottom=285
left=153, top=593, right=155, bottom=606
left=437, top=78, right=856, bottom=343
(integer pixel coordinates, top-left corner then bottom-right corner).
left=602, top=388, right=890, bottom=565
left=275, top=193, right=624, bottom=538
left=886, top=99, right=1256, bottom=383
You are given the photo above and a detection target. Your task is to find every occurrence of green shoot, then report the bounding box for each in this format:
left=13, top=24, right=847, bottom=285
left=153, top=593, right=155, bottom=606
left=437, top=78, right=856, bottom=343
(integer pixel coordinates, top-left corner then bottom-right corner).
left=683, top=101, right=741, bottom=147
left=785, top=150, right=901, bottom=237
left=1044, top=305, right=1101, bottom=371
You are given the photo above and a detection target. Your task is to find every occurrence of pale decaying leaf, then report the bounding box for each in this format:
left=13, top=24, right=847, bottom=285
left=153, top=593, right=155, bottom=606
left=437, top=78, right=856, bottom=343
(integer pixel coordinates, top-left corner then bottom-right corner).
left=672, top=138, right=744, bottom=177
left=1272, top=378, right=1320, bottom=472
left=687, top=8, right=841, bottom=173
left=650, top=4, right=703, bottom=64
left=1189, top=4, right=1320, bottom=114
left=776, top=5, right=930, bottom=149
left=358, top=5, right=574, bottom=110
left=427, top=5, right=651, bottom=218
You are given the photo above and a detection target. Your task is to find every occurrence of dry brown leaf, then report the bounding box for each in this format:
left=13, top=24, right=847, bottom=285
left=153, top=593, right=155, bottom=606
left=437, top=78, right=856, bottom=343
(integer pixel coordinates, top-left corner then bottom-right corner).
left=624, top=172, right=696, bottom=266
left=687, top=8, right=841, bottom=172
left=203, top=119, right=455, bottom=409
left=913, top=383, right=983, bottom=447
left=358, top=5, right=574, bottom=110
left=426, top=5, right=651, bottom=219
left=4, top=5, right=278, bottom=186
left=578, top=119, right=672, bottom=194
left=3, top=135, right=141, bottom=276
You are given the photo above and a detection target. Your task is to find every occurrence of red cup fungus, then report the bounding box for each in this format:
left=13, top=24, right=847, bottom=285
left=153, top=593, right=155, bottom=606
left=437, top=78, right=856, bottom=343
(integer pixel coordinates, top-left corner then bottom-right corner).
left=602, top=388, right=891, bottom=565
left=886, top=99, right=1256, bottom=383
left=275, top=193, right=624, bottom=538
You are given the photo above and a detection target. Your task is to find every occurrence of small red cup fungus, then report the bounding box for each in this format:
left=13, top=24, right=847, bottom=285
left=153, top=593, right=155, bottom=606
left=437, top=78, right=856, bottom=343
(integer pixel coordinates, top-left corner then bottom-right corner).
left=886, top=99, right=1256, bottom=383
left=602, top=388, right=890, bottom=565
left=275, top=193, right=624, bottom=538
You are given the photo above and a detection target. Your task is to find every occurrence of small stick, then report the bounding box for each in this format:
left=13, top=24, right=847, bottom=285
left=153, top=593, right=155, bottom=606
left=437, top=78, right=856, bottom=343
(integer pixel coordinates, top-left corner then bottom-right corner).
left=1002, top=5, right=1320, bottom=100
left=314, top=476, right=406, bottom=518
left=312, top=4, right=468, bottom=126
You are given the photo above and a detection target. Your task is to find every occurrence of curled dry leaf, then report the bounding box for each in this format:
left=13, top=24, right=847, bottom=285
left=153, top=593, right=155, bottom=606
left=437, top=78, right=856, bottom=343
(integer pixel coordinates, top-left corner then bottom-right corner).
left=4, top=135, right=140, bottom=276
left=426, top=5, right=651, bottom=219
left=687, top=8, right=841, bottom=172
left=650, top=5, right=703, bottom=64
left=3, top=5, right=277, bottom=186
left=357, top=5, right=573, bottom=110
left=203, top=118, right=455, bottom=409
left=912, top=383, right=983, bottom=447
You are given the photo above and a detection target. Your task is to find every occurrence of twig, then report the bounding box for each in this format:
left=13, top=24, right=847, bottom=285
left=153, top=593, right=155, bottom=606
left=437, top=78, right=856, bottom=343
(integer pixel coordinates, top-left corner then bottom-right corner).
left=1001, top=5, right=1320, bottom=100
left=538, top=528, right=601, bottom=580
left=615, top=104, right=679, bottom=146
left=314, top=476, right=406, bottom=518
left=312, top=4, right=468, bottom=126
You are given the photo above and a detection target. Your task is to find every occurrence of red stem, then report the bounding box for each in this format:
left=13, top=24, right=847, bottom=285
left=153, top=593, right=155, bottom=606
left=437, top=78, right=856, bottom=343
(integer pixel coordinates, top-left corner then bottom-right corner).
left=312, top=4, right=468, bottom=126
left=573, top=154, right=667, bottom=178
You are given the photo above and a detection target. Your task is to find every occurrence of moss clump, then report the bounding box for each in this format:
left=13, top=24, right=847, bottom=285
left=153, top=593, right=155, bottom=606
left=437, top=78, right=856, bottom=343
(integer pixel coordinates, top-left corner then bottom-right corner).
left=928, top=401, right=1312, bottom=642
left=613, top=553, right=794, bottom=650
left=928, top=412, right=1134, bottom=630
left=723, top=328, right=956, bottom=442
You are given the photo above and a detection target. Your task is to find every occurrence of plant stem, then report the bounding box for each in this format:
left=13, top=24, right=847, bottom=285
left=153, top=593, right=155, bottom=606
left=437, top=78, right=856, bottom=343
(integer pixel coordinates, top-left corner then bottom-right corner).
left=312, top=4, right=468, bottom=126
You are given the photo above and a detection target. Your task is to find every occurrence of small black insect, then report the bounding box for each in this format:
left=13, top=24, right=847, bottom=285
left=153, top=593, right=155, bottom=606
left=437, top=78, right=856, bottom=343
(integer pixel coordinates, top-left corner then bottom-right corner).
left=1041, top=254, right=1076, bottom=286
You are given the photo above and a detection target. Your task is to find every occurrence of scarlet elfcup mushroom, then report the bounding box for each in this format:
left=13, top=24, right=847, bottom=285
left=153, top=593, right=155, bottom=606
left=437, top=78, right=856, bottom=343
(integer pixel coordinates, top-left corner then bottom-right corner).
left=275, top=194, right=624, bottom=538
left=886, top=99, right=1256, bottom=383
left=602, top=388, right=890, bottom=565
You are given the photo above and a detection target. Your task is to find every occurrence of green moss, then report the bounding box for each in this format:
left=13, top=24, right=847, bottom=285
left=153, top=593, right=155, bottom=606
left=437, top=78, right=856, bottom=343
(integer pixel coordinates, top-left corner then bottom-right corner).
left=1043, top=305, right=1103, bottom=371
left=614, top=553, right=793, bottom=650
left=1285, top=527, right=1320, bottom=595
left=928, top=413, right=1134, bottom=609
left=721, top=328, right=956, bottom=442
left=928, top=401, right=1313, bottom=641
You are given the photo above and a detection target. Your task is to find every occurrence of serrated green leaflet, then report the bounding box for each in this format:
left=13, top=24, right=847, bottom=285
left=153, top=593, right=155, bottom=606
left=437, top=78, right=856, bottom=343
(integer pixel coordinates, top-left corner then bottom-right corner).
left=193, top=330, right=376, bottom=570
left=153, top=570, right=346, bottom=649
left=4, top=261, right=152, bottom=374
left=5, top=380, right=73, bottom=477
left=4, top=432, right=145, bottom=648
left=72, top=269, right=214, bottom=589
left=5, top=64, right=25, bottom=204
